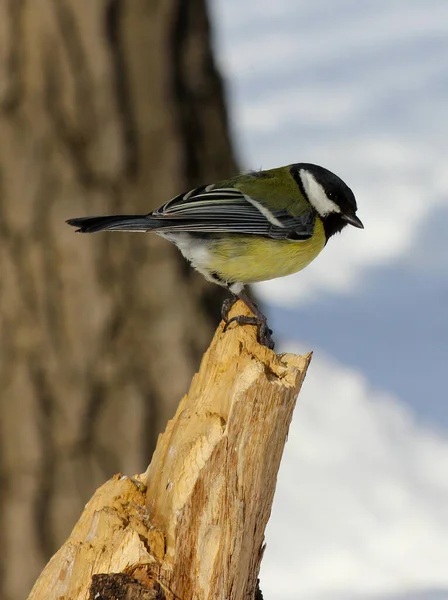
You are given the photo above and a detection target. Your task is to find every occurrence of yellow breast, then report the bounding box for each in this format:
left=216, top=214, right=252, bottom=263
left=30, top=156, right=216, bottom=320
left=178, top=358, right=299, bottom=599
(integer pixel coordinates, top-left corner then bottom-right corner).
left=208, top=217, right=326, bottom=284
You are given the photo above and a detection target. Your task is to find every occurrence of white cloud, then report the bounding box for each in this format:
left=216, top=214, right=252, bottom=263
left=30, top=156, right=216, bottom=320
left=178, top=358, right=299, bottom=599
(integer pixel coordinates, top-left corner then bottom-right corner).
left=261, top=350, right=448, bottom=600
left=211, top=0, right=448, bottom=306
left=213, top=2, right=448, bottom=80
left=239, top=88, right=361, bottom=132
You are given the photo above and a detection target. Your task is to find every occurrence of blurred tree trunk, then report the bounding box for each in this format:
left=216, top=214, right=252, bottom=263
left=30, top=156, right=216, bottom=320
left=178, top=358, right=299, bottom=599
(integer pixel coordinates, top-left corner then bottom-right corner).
left=0, top=1, right=237, bottom=599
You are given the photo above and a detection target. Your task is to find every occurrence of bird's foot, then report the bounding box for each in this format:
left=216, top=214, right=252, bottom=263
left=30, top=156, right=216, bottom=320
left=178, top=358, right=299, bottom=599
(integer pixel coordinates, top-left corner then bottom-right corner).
left=223, top=314, right=275, bottom=350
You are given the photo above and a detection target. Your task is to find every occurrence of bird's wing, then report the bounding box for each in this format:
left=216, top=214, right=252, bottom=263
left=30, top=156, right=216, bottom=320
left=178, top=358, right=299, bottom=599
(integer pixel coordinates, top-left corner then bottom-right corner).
left=151, top=185, right=315, bottom=240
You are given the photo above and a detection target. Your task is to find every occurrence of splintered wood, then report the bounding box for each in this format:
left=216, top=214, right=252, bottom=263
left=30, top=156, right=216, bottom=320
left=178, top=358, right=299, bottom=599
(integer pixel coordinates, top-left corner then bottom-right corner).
left=28, top=301, right=311, bottom=600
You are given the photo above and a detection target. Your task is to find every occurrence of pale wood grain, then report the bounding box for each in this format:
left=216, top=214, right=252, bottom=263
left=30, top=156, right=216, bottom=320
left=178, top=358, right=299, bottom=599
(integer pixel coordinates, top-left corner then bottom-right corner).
left=28, top=301, right=311, bottom=600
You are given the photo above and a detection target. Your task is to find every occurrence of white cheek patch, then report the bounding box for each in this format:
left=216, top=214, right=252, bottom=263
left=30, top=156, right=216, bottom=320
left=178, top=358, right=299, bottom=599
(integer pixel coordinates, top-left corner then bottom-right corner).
left=299, top=169, right=341, bottom=216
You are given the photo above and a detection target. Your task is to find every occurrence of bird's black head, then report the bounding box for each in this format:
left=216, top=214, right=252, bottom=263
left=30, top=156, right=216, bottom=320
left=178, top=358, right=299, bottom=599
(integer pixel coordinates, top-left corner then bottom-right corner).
left=290, top=163, right=363, bottom=240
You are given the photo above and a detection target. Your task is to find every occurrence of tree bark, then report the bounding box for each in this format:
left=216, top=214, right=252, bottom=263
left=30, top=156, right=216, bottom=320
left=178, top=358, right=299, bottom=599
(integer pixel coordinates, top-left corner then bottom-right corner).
left=0, top=1, right=237, bottom=598
left=27, top=302, right=312, bottom=600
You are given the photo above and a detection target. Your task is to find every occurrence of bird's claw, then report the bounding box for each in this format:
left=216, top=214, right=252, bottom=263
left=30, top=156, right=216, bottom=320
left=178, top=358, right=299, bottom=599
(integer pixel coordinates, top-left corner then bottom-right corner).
left=223, top=314, right=275, bottom=350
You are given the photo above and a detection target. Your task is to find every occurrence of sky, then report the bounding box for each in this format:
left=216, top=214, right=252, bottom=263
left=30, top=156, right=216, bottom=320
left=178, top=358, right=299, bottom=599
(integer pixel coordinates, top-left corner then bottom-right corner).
left=209, top=1, right=448, bottom=598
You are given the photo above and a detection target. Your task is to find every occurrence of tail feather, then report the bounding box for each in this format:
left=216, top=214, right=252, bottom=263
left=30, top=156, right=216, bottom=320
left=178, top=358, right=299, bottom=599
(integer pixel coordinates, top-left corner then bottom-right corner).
left=66, top=214, right=158, bottom=233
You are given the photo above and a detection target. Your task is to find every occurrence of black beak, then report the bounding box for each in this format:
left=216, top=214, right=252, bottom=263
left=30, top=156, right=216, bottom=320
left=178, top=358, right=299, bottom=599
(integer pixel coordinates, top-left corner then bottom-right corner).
left=342, top=213, right=364, bottom=229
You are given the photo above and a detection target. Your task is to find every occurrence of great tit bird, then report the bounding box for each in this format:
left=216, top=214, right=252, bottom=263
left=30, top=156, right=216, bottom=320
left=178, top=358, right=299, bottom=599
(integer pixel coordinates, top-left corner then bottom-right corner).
left=67, top=163, right=363, bottom=349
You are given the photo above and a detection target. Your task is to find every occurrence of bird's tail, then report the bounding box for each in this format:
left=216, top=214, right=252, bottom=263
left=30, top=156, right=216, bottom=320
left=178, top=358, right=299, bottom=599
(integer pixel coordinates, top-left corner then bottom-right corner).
left=66, top=214, right=159, bottom=233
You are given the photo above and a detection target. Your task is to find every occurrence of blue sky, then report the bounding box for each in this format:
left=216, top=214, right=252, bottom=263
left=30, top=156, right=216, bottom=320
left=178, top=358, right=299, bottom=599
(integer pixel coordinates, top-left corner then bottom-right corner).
left=209, top=1, right=448, bottom=598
